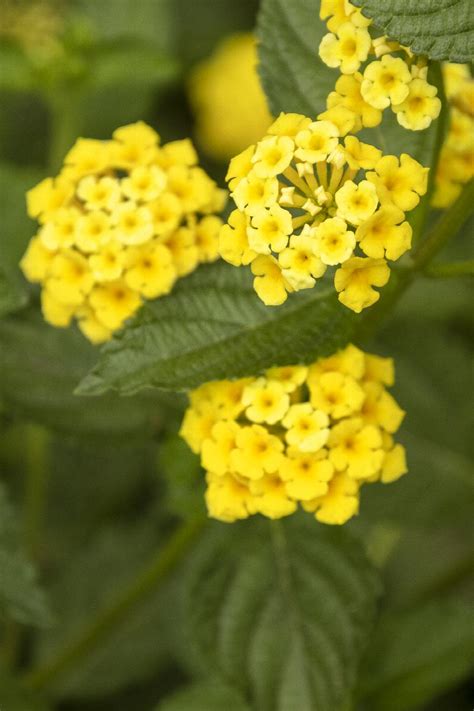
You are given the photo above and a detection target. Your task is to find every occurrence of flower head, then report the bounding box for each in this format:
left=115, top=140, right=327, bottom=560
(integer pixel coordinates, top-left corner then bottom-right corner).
left=21, top=122, right=225, bottom=343
left=180, top=345, right=406, bottom=525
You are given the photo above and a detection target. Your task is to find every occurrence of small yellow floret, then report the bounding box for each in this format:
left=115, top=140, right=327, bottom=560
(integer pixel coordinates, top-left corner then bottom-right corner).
left=319, top=22, right=371, bottom=75
left=361, top=56, right=412, bottom=110
left=392, top=78, right=442, bottom=131
left=334, top=257, right=390, bottom=312
left=335, top=180, right=378, bottom=225
left=313, top=216, right=355, bottom=265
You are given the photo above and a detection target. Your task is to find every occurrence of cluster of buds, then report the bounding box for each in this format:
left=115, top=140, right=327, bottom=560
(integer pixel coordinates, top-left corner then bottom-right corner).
left=20, top=122, right=226, bottom=342
left=180, top=344, right=407, bottom=525
left=318, top=0, right=442, bottom=133
left=219, top=113, right=427, bottom=312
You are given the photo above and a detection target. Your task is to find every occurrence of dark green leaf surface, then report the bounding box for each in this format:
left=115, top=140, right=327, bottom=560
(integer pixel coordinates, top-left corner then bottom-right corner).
left=360, top=595, right=474, bottom=711
left=352, top=0, right=474, bottom=62
left=257, top=0, right=334, bottom=117
left=185, top=516, right=380, bottom=711
left=156, top=682, right=251, bottom=711
left=78, top=263, right=355, bottom=395
left=0, top=484, right=50, bottom=627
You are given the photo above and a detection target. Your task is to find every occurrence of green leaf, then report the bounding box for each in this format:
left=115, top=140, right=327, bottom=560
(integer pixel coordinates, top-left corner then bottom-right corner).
left=0, top=484, right=50, bottom=627
left=184, top=516, right=380, bottom=711
left=0, top=675, right=51, bottom=711
left=0, top=310, right=179, bottom=436
left=360, top=595, right=474, bottom=711
left=351, top=0, right=474, bottom=63
left=156, top=682, right=251, bottom=711
left=159, top=434, right=205, bottom=518
left=78, top=262, right=355, bottom=395
left=257, top=0, right=334, bottom=117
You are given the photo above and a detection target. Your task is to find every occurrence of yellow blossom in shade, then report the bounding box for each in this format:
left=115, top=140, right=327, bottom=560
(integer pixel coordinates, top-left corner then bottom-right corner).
left=219, top=210, right=256, bottom=266
left=148, top=192, right=182, bottom=236
left=251, top=255, right=291, bottom=306
left=88, top=280, right=141, bottom=331
left=268, top=113, right=312, bottom=137
left=124, top=242, right=176, bottom=298
left=367, top=154, right=428, bottom=211
left=242, top=378, right=290, bottom=425
left=194, top=215, right=222, bottom=261
left=63, top=138, right=113, bottom=178
left=360, top=381, right=405, bottom=433
left=111, top=122, right=159, bottom=168
left=46, top=250, right=94, bottom=305
left=157, top=139, right=198, bottom=169
left=381, top=443, right=407, bottom=483
left=89, top=240, right=125, bottom=282
left=310, top=371, right=365, bottom=419
left=188, top=33, right=272, bottom=161
left=205, top=472, right=255, bottom=522
left=281, top=449, right=334, bottom=500
left=251, top=135, right=295, bottom=178
left=121, top=165, right=167, bottom=202
left=112, top=202, right=154, bottom=246
left=40, top=208, right=80, bottom=250
left=278, top=232, right=327, bottom=289
left=392, top=78, right=442, bottom=131
left=343, top=136, right=382, bottom=170
left=364, top=353, right=394, bottom=386
left=266, top=365, right=308, bottom=392
left=335, top=180, right=378, bottom=225
left=317, top=105, right=357, bottom=137
left=41, top=289, right=75, bottom=328
left=75, top=211, right=112, bottom=253
left=163, top=227, right=199, bottom=277
left=248, top=204, right=293, bottom=254
left=329, top=417, right=384, bottom=480
left=326, top=73, right=383, bottom=131
left=226, top=145, right=256, bottom=190
left=201, top=420, right=241, bottom=475
left=250, top=476, right=297, bottom=519
left=294, top=120, right=339, bottom=163
left=304, top=471, right=360, bottom=524
left=76, top=305, right=112, bottom=344
left=335, top=256, right=390, bottom=312
left=232, top=174, right=279, bottom=215
left=319, top=22, right=371, bottom=75
left=76, top=176, right=121, bottom=212
left=313, top=216, right=356, bottom=265
left=282, top=403, right=330, bottom=452
left=27, top=177, right=73, bottom=222
left=361, top=56, right=412, bottom=110
left=320, top=0, right=371, bottom=33
left=20, top=237, right=56, bottom=282
left=180, top=347, right=406, bottom=525
left=230, top=425, right=284, bottom=480
left=356, top=206, right=412, bottom=260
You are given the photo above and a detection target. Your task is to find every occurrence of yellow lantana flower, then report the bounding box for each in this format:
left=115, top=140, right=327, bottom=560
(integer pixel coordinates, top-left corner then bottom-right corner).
left=21, top=121, right=225, bottom=343
left=334, top=256, right=390, bottom=312
left=361, top=55, right=412, bottom=110
left=180, top=345, right=406, bottom=525
left=319, top=22, right=372, bottom=75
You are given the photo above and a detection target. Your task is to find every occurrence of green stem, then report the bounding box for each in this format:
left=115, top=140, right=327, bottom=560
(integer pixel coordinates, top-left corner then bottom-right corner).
left=47, top=89, right=83, bottom=174
left=23, top=425, right=50, bottom=560
left=23, top=515, right=206, bottom=691
left=423, top=259, right=474, bottom=279
left=412, top=179, right=474, bottom=270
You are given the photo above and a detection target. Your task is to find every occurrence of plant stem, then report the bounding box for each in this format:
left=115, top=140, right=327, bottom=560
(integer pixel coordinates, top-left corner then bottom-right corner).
left=412, top=179, right=474, bottom=270
left=423, top=259, right=474, bottom=279
left=23, top=515, right=206, bottom=691
left=23, top=425, right=50, bottom=560
left=47, top=89, right=83, bottom=174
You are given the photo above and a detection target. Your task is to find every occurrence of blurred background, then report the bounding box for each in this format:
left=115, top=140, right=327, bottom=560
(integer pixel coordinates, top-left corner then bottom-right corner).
left=0, top=1, right=473, bottom=710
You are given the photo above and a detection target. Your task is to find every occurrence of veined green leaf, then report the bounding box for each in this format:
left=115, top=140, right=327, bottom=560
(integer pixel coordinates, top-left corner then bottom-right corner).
left=351, top=0, right=474, bottom=63
left=184, top=516, right=380, bottom=711
left=156, top=682, right=250, bottom=711
left=77, top=263, right=355, bottom=395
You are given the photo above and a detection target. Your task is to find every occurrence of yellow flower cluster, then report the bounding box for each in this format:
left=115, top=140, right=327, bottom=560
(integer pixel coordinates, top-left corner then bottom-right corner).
left=180, top=344, right=407, bottom=525
left=219, top=113, right=427, bottom=312
left=318, top=0, right=441, bottom=133
left=20, top=122, right=226, bottom=343
left=432, top=64, right=474, bottom=208
left=188, top=33, right=272, bottom=161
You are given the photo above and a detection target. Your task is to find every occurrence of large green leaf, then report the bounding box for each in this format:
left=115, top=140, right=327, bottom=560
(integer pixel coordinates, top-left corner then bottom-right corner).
left=0, top=484, right=50, bottom=627
left=78, top=262, right=355, bottom=396
left=351, top=0, right=474, bottom=63
left=360, top=595, right=474, bottom=711
left=184, top=516, right=380, bottom=711
left=156, top=682, right=251, bottom=711
left=257, top=0, right=334, bottom=117
left=0, top=310, right=179, bottom=436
